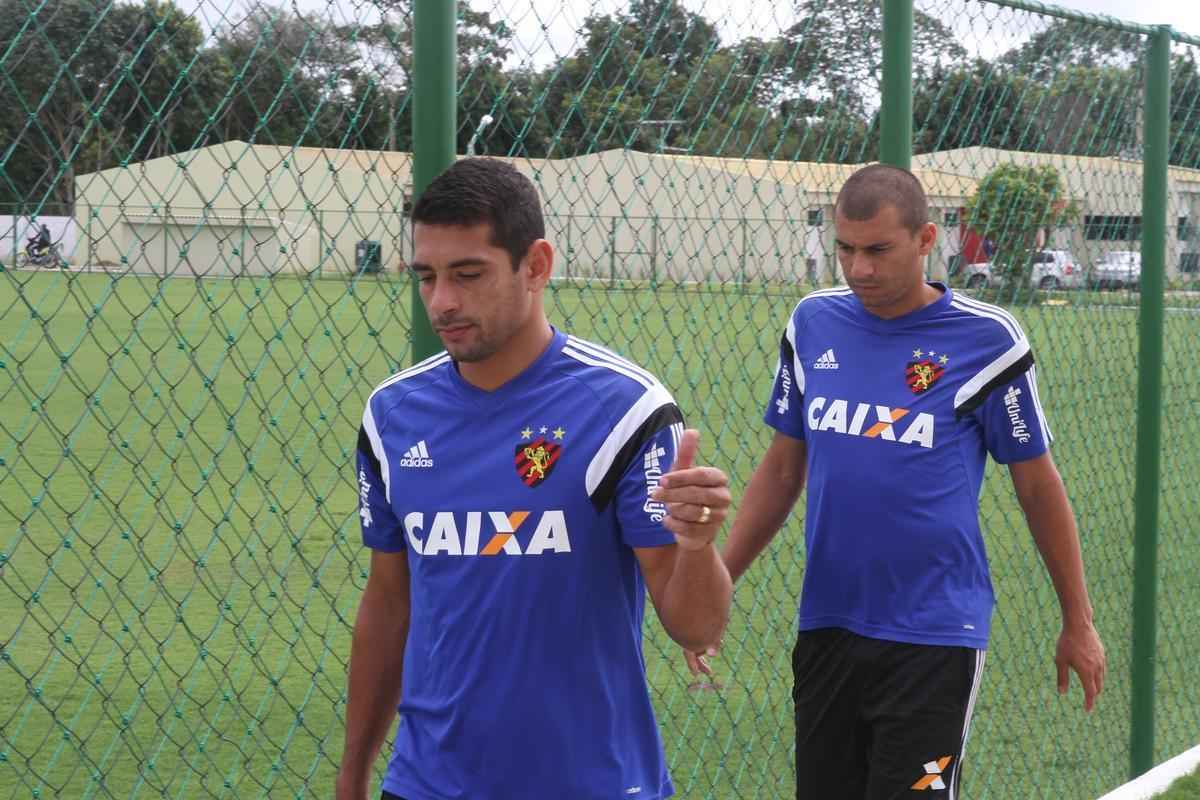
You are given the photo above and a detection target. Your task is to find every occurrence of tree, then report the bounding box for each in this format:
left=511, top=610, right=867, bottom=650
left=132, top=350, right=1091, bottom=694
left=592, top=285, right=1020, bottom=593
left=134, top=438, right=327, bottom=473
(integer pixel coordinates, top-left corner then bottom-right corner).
left=206, top=6, right=360, bottom=147
left=780, top=0, right=968, bottom=120
left=998, top=19, right=1143, bottom=83
left=532, top=0, right=750, bottom=156
left=1170, top=53, right=1200, bottom=168
left=963, top=163, right=1077, bottom=294
left=100, top=0, right=210, bottom=162
left=914, top=60, right=1140, bottom=157
left=350, top=2, right=514, bottom=152
left=914, top=60, right=1045, bottom=154
left=0, top=0, right=205, bottom=211
left=1041, top=65, right=1139, bottom=156
left=532, top=1, right=839, bottom=159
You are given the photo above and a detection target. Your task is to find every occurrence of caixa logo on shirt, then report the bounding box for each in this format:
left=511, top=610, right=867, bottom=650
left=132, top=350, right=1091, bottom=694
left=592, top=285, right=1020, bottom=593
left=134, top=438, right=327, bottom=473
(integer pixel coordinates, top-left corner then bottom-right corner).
left=807, top=396, right=935, bottom=449
left=402, top=510, right=571, bottom=556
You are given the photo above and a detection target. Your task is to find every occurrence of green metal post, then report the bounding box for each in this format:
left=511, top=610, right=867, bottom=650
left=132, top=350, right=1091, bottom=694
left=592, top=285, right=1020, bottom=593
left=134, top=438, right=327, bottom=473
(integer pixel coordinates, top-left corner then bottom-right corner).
left=410, top=0, right=457, bottom=363
left=1130, top=24, right=1170, bottom=780
left=650, top=215, right=658, bottom=289
left=610, top=217, right=617, bottom=283
left=739, top=218, right=748, bottom=290
left=880, top=0, right=913, bottom=169
left=565, top=215, right=572, bottom=280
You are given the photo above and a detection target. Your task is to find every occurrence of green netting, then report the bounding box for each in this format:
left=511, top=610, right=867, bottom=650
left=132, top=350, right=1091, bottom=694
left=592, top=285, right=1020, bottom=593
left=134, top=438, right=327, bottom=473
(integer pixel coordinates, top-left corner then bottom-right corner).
left=1, top=0, right=1199, bottom=798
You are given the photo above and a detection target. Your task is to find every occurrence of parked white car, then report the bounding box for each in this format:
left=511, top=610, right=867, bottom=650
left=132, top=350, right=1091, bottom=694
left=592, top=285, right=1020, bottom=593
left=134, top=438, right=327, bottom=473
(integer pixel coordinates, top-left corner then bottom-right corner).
left=963, top=250, right=1085, bottom=290
left=1091, top=250, right=1141, bottom=290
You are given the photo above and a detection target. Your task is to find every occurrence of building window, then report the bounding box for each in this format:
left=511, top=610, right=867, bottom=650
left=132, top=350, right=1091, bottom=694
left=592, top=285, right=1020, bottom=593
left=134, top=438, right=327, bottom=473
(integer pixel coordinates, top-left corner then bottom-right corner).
left=1179, top=216, right=1192, bottom=241
left=807, top=208, right=823, bottom=227
left=1084, top=215, right=1142, bottom=241
left=944, top=210, right=959, bottom=227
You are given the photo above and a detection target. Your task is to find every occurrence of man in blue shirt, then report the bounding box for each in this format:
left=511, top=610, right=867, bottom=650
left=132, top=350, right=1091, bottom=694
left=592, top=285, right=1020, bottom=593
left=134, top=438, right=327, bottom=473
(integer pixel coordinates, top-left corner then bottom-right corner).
left=336, top=158, right=733, bottom=800
left=690, top=164, right=1106, bottom=798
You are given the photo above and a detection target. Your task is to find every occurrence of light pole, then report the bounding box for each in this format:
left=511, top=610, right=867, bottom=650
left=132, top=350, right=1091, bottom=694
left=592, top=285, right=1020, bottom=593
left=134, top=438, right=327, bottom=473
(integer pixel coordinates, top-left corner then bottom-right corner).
left=467, top=114, right=494, bottom=156
left=638, top=119, right=685, bottom=153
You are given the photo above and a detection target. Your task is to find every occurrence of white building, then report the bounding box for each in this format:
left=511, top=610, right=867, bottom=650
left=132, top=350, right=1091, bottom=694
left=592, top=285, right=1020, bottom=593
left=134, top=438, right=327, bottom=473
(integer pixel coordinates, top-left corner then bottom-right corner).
left=73, top=142, right=1200, bottom=281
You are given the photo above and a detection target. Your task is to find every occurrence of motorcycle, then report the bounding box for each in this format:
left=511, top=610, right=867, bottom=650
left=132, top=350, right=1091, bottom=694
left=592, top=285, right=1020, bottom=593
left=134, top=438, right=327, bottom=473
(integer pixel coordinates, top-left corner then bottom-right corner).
left=18, top=240, right=63, bottom=268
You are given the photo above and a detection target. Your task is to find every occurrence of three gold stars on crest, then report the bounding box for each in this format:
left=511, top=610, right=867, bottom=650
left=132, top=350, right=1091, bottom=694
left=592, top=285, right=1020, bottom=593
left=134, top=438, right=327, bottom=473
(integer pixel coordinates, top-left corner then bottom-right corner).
left=912, top=347, right=950, bottom=366
left=521, top=425, right=566, bottom=440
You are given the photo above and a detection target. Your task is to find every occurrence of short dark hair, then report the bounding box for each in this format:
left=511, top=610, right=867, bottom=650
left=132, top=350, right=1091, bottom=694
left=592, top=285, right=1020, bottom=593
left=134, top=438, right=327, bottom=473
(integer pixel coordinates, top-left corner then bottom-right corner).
left=411, top=158, right=546, bottom=269
left=835, top=164, right=929, bottom=233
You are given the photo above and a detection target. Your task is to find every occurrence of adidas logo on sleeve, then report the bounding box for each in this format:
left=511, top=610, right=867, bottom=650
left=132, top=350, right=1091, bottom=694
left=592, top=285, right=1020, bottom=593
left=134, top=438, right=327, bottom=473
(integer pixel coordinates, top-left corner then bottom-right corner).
left=813, top=349, right=840, bottom=370
left=400, top=440, right=434, bottom=468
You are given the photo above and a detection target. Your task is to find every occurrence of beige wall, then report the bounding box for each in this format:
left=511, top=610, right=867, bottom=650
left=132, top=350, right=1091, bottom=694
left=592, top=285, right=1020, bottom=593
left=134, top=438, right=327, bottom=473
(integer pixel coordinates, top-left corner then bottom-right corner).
left=76, top=142, right=413, bottom=275
left=76, top=143, right=1200, bottom=281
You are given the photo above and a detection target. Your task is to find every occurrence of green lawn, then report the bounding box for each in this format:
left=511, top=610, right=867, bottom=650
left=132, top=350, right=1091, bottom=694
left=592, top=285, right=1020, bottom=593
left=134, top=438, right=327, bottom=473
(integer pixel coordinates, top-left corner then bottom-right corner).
left=1, top=270, right=1198, bottom=799
left=1158, top=763, right=1200, bottom=799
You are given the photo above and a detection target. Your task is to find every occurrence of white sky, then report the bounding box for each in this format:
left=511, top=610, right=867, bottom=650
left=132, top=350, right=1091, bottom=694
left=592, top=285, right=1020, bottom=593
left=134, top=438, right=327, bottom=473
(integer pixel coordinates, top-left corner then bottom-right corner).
left=481, top=0, right=1200, bottom=71
left=1051, top=0, right=1200, bottom=34
left=186, top=0, right=1200, bottom=65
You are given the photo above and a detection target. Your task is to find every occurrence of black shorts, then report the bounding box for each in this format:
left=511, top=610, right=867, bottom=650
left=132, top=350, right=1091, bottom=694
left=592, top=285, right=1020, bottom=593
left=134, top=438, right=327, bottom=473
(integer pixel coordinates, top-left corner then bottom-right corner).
left=793, top=628, right=986, bottom=800
left=381, top=793, right=408, bottom=800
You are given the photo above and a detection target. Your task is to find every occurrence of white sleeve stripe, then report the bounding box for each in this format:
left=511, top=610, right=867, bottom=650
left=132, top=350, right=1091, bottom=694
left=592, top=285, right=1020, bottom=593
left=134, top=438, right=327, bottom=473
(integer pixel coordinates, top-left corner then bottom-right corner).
left=952, top=297, right=1023, bottom=343
left=1027, top=365, right=1053, bottom=445
left=950, top=299, right=1020, bottom=343
left=952, top=296, right=1022, bottom=343
left=953, top=338, right=1032, bottom=410
left=585, top=383, right=677, bottom=495
left=786, top=313, right=805, bottom=397
left=562, top=346, right=654, bottom=389
left=368, top=353, right=452, bottom=403
left=797, top=287, right=854, bottom=305
left=953, top=293, right=1023, bottom=333
left=566, top=336, right=658, bottom=384
left=361, top=403, right=390, bottom=503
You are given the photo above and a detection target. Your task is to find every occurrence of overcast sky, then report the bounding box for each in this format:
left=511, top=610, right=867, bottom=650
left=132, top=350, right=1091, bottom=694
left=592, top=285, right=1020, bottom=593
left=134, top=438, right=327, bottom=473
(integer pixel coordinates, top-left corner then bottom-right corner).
left=187, top=0, right=1200, bottom=66
left=1051, top=0, right=1199, bottom=34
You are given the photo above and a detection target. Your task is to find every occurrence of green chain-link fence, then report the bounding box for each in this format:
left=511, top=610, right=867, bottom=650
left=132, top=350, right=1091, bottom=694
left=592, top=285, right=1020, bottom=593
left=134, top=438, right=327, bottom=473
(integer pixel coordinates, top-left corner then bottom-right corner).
left=2, top=0, right=1199, bottom=797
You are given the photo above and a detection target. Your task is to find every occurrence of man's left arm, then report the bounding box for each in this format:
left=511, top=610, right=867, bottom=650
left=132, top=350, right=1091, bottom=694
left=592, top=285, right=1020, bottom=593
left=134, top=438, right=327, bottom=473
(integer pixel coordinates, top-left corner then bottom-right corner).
left=1009, top=452, right=1106, bottom=711
left=633, top=429, right=733, bottom=652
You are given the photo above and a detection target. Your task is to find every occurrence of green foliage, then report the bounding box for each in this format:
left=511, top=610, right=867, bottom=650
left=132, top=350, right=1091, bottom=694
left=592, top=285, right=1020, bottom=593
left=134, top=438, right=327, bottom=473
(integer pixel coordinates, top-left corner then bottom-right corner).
left=784, top=0, right=968, bottom=119
left=1170, top=53, right=1200, bottom=167
left=0, top=0, right=206, bottom=210
left=3, top=272, right=1200, bottom=798
left=1155, top=763, right=1200, bottom=800
left=4, top=0, right=1200, bottom=208
left=998, top=19, right=1144, bottom=82
left=914, top=60, right=1046, bottom=153
left=964, top=163, right=1077, bottom=288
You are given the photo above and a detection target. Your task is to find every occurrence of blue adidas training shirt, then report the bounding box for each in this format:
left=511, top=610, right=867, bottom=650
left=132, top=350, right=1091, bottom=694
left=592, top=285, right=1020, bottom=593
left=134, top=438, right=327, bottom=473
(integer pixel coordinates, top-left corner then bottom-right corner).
left=356, top=328, right=682, bottom=800
left=765, top=284, right=1052, bottom=650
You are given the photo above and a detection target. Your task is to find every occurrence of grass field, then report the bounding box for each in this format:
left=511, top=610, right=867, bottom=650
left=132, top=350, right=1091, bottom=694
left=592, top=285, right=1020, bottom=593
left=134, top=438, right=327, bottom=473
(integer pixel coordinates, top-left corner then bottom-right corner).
left=1158, top=764, right=1200, bottom=800
left=1, top=269, right=1198, bottom=799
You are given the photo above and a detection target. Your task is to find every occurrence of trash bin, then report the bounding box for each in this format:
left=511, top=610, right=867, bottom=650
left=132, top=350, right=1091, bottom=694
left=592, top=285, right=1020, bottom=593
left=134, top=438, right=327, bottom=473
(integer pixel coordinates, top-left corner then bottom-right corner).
left=356, top=240, right=382, bottom=273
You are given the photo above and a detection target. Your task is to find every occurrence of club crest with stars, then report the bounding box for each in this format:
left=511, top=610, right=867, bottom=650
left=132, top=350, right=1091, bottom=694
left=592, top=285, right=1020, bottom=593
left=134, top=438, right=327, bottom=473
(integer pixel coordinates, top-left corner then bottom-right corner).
left=515, top=424, right=566, bottom=487
left=906, top=347, right=949, bottom=394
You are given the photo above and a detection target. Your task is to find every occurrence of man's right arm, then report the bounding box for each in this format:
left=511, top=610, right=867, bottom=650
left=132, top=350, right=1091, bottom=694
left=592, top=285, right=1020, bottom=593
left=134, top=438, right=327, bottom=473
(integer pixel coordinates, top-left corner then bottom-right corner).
left=722, top=431, right=807, bottom=583
left=336, top=549, right=410, bottom=800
